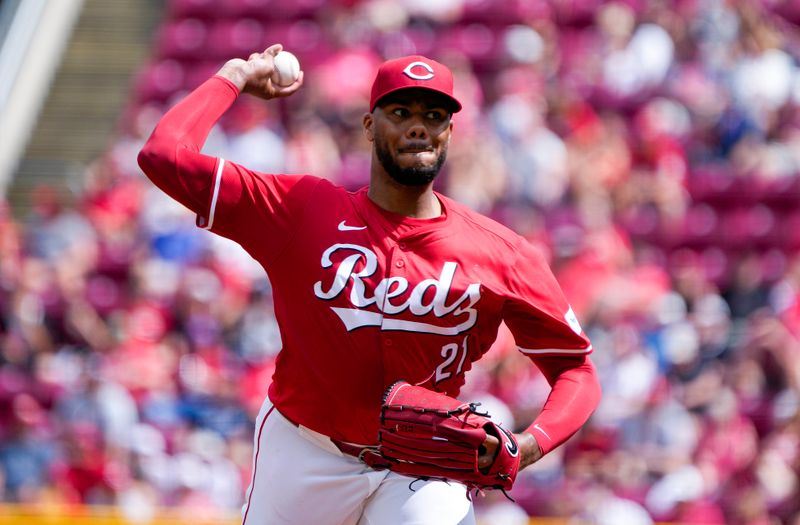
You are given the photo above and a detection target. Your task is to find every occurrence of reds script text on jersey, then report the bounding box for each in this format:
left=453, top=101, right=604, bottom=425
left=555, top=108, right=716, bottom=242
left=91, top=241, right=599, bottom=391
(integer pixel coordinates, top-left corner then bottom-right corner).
left=139, top=77, right=593, bottom=448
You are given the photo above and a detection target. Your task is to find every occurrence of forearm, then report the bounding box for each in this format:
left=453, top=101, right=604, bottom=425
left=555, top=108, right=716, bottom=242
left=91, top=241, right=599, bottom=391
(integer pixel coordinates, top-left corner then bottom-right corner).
left=524, top=356, right=601, bottom=458
left=139, top=76, right=239, bottom=163
left=137, top=76, right=240, bottom=210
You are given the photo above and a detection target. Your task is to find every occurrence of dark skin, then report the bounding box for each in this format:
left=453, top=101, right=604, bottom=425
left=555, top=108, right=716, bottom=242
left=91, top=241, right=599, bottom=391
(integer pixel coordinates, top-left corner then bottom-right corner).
left=363, top=89, right=451, bottom=214
left=217, top=45, right=543, bottom=471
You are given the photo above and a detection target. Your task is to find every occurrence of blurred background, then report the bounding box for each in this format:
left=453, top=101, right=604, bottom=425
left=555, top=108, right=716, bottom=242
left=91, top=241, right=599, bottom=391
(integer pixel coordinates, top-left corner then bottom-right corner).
left=0, top=0, right=799, bottom=524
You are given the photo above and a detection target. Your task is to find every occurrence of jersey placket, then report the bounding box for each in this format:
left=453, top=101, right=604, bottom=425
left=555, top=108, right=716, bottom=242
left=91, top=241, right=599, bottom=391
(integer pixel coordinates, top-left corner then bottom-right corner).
left=380, top=240, right=408, bottom=351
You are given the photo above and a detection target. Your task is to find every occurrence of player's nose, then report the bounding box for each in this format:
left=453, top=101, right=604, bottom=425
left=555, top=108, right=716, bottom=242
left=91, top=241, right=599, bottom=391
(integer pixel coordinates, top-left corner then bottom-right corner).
left=405, top=118, right=428, bottom=139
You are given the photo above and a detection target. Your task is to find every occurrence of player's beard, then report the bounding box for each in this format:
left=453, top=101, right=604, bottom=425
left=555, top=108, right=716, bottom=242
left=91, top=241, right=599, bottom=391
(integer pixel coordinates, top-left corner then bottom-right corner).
left=375, top=140, right=447, bottom=187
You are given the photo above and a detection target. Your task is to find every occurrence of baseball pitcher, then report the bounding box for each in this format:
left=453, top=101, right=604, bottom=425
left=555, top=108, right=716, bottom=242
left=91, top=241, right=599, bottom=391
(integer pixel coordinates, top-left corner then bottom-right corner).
left=138, top=44, right=602, bottom=525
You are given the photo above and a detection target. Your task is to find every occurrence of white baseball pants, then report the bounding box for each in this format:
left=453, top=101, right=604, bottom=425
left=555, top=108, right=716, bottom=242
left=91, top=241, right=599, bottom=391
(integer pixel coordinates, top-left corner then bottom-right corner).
left=241, top=398, right=476, bottom=525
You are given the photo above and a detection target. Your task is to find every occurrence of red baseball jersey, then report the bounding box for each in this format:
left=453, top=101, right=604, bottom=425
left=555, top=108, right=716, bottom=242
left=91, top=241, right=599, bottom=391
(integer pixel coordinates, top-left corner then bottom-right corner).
left=139, top=77, right=595, bottom=448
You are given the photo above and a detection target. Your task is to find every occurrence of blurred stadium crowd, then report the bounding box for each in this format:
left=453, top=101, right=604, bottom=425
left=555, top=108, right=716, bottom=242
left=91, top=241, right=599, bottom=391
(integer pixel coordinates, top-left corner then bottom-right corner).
left=2, top=0, right=800, bottom=523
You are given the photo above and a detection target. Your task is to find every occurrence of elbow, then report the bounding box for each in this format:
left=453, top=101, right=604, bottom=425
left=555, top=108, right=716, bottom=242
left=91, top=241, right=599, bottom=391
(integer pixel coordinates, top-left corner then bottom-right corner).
left=136, top=143, right=154, bottom=174
left=137, top=136, right=175, bottom=182
left=585, top=358, right=603, bottom=410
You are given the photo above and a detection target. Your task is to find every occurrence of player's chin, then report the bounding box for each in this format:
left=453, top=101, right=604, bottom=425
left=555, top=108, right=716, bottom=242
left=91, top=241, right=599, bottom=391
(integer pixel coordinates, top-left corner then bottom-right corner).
left=389, top=165, right=440, bottom=187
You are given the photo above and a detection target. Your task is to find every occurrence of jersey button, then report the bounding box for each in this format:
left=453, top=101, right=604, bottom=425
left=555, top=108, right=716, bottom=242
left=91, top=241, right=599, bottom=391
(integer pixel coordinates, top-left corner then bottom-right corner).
left=385, top=339, right=393, bottom=347
left=399, top=242, right=407, bottom=250
left=395, top=260, right=405, bottom=268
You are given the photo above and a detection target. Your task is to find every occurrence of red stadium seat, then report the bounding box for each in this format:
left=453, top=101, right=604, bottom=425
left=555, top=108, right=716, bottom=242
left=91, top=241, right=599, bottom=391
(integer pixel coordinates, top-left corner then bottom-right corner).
left=460, top=0, right=552, bottom=25
left=135, top=60, right=186, bottom=103
left=618, top=205, right=661, bottom=244
left=206, top=18, right=267, bottom=60
left=437, top=24, right=506, bottom=73
left=169, top=0, right=221, bottom=19
left=266, top=0, right=328, bottom=19
left=681, top=203, right=719, bottom=247
left=722, top=177, right=758, bottom=207
left=716, top=208, right=750, bottom=250
left=716, top=206, right=779, bottom=250
left=227, top=0, right=276, bottom=19
left=261, top=20, right=329, bottom=65
left=759, top=174, right=800, bottom=211
left=377, top=26, right=438, bottom=59
left=745, top=205, right=779, bottom=247
left=691, top=204, right=779, bottom=252
left=686, top=167, right=748, bottom=206
left=158, top=18, right=210, bottom=60
left=550, top=0, right=605, bottom=26
left=183, top=61, right=226, bottom=91
left=779, top=210, right=800, bottom=251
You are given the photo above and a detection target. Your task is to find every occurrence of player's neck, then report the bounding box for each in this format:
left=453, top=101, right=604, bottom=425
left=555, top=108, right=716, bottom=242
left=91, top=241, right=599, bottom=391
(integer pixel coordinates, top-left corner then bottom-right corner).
left=367, top=178, right=441, bottom=219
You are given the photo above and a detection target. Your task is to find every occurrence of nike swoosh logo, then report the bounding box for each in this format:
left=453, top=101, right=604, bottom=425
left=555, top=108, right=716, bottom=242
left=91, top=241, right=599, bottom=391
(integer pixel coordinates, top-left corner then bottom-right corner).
left=498, top=426, right=519, bottom=457
left=533, top=424, right=551, bottom=441
left=338, top=220, right=367, bottom=231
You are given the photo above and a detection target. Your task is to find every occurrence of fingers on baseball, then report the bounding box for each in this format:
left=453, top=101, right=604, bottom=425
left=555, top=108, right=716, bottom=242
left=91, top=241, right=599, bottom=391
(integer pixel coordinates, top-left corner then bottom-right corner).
left=270, top=70, right=304, bottom=96
left=265, top=43, right=283, bottom=56
left=247, top=44, right=281, bottom=63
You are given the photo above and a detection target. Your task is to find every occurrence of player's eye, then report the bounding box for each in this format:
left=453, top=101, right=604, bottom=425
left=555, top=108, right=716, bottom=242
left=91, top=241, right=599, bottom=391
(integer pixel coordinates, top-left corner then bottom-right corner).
left=426, top=110, right=447, bottom=122
left=392, top=108, right=409, bottom=118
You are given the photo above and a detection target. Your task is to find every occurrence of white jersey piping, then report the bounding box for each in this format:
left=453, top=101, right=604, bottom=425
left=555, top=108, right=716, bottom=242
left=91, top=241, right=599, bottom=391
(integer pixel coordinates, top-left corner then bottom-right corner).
left=202, top=157, right=225, bottom=230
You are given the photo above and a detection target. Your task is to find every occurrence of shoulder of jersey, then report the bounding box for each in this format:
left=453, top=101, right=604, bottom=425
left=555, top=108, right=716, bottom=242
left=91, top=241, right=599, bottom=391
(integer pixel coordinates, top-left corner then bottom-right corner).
left=299, top=176, right=351, bottom=200
left=442, top=195, right=522, bottom=246
left=312, top=176, right=342, bottom=191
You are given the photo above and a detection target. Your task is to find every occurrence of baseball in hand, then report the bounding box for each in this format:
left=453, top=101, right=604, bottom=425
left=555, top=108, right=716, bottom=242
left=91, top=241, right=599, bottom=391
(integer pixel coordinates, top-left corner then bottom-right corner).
left=271, top=51, right=301, bottom=87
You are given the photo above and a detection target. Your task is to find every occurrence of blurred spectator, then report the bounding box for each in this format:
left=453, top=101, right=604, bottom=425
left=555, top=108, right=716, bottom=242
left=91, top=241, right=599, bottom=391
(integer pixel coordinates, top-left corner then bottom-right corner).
left=0, top=393, right=56, bottom=503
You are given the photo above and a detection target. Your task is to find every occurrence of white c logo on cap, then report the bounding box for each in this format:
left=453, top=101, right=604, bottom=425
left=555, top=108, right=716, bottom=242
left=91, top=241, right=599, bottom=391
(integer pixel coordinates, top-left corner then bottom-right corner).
left=402, top=61, right=435, bottom=80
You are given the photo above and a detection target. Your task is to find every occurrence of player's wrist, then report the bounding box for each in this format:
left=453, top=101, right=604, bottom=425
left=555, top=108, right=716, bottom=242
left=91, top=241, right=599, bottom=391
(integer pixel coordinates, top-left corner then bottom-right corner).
left=215, top=60, right=249, bottom=92
left=516, top=432, right=543, bottom=470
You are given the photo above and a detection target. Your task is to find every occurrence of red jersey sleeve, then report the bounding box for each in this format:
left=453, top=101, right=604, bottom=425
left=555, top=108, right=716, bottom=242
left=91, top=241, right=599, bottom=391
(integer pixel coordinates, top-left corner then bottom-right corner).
left=138, top=76, right=239, bottom=215
left=526, top=354, right=601, bottom=455
left=501, top=238, right=592, bottom=355
left=499, top=238, right=601, bottom=456
left=138, top=75, right=320, bottom=264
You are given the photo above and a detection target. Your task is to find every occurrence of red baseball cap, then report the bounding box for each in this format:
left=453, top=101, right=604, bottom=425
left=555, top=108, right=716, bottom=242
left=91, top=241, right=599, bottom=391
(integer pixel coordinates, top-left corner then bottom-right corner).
left=369, top=55, right=462, bottom=113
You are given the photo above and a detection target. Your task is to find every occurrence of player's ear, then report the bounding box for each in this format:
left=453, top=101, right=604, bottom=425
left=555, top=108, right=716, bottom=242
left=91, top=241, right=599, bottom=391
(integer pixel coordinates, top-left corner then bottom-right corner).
left=363, top=112, right=374, bottom=142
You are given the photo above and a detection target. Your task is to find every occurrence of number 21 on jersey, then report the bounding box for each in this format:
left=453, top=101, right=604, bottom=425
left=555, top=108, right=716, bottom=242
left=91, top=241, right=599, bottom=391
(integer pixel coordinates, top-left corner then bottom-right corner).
left=435, top=335, right=469, bottom=384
